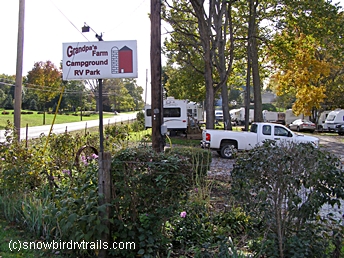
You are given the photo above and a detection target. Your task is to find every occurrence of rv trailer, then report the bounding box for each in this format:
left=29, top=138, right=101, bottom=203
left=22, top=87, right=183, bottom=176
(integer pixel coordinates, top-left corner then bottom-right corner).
left=144, top=97, right=204, bottom=133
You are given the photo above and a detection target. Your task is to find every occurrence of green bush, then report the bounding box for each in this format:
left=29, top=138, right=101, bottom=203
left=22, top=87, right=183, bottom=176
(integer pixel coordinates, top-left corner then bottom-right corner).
left=0, top=123, right=44, bottom=194
left=166, top=146, right=212, bottom=179
left=230, top=140, right=344, bottom=257
left=110, top=146, right=200, bottom=257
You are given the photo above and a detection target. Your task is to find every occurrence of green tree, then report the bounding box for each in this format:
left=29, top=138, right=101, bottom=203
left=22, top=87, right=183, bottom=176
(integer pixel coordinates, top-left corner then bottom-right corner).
left=123, top=79, right=144, bottom=110
left=0, top=88, right=5, bottom=107
left=3, top=94, right=13, bottom=109
left=29, top=99, right=38, bottom=111
left=103, top=79, right=135, bottom=112
left=163, top=0, right=237, bottom=129
left=62, top=80, right=87, bottom=112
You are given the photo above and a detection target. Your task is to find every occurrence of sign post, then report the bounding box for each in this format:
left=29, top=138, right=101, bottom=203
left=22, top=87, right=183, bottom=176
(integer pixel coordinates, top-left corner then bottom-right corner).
left=62, top=39, right=137, bottom=257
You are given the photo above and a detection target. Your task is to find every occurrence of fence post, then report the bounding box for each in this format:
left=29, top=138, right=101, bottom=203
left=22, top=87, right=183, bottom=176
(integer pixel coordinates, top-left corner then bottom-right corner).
left=98, top=151, right=112, bottom=258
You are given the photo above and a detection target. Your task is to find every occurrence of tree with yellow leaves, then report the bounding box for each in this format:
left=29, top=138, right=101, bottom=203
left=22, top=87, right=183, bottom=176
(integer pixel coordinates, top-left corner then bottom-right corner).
left=270, top=33, right=331, bottom=117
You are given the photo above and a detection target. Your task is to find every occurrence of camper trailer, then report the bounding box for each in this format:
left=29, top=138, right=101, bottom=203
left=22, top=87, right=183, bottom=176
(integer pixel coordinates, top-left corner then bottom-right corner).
left=144, top=97, right=204, bottom=132
left=323, top=109, right=344, bottom=132
left=262, top=110, right=286, bottom=124
left=316, top=110, right=331, bottom=131
left=230, top=107, right=254, bottom=125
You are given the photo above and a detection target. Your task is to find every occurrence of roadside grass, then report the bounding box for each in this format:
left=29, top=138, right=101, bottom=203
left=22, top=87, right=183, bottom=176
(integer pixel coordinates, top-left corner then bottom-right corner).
left=0, top=110, right=125, bottom=130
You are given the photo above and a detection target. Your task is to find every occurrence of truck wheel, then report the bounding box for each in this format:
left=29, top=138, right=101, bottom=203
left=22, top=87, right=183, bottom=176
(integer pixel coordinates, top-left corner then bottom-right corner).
left=220, top=144, right=236, bottom=159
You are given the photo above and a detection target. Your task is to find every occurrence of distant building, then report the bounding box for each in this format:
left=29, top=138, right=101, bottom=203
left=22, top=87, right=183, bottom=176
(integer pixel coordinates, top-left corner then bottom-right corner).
left=262, top=92, right=276, bottom=104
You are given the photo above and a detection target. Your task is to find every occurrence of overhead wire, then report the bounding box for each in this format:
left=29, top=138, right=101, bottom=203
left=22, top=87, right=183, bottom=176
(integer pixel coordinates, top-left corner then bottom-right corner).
left=49, top=0, right=90, bottom=42
left=105, top=0, right=148, bottom=34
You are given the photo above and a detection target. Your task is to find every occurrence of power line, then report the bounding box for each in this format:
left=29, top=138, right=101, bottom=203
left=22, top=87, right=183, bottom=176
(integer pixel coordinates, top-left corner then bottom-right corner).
left=49, top=0, right=90, bottom=42
left=105, top=0, right=148, bottom=34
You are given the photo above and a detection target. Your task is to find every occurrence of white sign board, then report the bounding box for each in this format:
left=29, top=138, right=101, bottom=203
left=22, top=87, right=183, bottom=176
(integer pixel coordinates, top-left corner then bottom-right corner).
left=62, top=40, right=137, bottom=80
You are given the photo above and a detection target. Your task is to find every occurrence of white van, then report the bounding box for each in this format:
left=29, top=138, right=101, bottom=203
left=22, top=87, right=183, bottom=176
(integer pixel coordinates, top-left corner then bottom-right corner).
left=323, top=109, right=344, bottom=132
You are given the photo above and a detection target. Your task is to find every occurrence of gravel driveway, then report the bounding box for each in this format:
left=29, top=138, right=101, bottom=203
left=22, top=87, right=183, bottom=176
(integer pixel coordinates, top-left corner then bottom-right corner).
left=207, top=134, right=344, bottom=221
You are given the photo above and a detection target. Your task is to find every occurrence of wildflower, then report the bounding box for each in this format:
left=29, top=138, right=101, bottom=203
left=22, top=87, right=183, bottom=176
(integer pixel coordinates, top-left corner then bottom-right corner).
left=194, top=188, right=198, bottom=193
left=1, top=158, right=4, bottom=161
left=62, top=169, right=71, bottom=176
left=180, top=211, right=187, bottom=218
left=92, top=153, right=98, bottom=159
left=81, top=155, right=88, bottom=165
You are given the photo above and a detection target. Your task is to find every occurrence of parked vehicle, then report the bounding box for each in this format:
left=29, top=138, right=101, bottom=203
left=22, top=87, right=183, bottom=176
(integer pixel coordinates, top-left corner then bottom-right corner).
left=289, top=119, right=316, bottom=133
left=323, top=109, right=344, bottom=132
left=215, top=110, right=223, bottom=122
left=230, top=107, right=254, bottom=125
left=200, top=122, right=319, bottom=158
left=316, top=110, right=331, bottom=131
left=144, top=97, right=204, bottom=133
left=262, top=110, right=286, bottom=124
left=335, top=124, right=344, bottom=136
left=285, top=109, right=303, bottom=126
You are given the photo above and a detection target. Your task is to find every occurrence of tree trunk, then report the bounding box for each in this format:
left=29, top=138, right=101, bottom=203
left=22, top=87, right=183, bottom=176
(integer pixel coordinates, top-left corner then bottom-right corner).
left=250, top=0, right=263, bottom=122
left=190, top=0, right=215, bottom=129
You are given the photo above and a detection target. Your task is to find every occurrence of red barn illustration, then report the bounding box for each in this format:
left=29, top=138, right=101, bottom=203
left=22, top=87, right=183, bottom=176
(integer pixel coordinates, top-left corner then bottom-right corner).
left=111, top=45, right=133, bottom=74
left=111, top=46, right=133, bottom=74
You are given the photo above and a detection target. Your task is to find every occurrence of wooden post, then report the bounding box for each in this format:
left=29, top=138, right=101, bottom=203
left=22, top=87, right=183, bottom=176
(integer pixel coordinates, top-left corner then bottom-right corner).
left=151, top=0, right=164, bottom=152
left=98, top=151, right=112, bottom=258
left=14, top=0, right=25, bottom=141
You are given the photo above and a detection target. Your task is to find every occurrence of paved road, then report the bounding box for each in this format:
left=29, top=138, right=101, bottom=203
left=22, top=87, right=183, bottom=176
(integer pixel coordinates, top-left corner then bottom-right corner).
left=0, top=112, right=137, bottom=142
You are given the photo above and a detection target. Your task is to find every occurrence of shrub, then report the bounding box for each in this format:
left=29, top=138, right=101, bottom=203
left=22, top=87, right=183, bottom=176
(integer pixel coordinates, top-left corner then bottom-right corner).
left=166, top=146, right=212, bottom=180
left=230, top=140, right=344, bottom=257
left=0, top=122, right=44, bottom=194
left=110, top=146, right=200, bottom=257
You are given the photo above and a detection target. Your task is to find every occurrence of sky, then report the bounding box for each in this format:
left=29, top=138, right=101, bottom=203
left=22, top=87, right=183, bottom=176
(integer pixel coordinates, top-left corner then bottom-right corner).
left=0, top=0, right=161, bottom=105
left=0, top=0, right=343, bottom=106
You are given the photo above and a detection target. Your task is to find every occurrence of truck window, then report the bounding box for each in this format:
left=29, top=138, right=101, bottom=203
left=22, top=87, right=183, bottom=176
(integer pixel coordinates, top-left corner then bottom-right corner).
left=262, top=125, right=271, bottom=135
left=250, top=124, right=258, bottom=133
left=274, top=126, right=289, bottom=137
left=146, top=108, right=181, bottom=118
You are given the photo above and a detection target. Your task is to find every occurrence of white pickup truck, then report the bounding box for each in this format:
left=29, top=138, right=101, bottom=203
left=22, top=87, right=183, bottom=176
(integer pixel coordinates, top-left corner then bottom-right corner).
left=201, top=122, right=319, bottom=158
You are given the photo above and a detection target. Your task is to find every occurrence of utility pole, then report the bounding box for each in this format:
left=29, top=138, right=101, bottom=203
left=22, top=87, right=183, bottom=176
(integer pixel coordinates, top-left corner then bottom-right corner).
left=151, top=0, right=164, bottom=152
left=14, top=0, right=25, bottom=141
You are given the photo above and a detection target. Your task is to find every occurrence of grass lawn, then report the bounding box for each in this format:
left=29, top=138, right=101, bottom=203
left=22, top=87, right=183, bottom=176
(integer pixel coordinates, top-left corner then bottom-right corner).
left=0, top=110, right=122, bottom=130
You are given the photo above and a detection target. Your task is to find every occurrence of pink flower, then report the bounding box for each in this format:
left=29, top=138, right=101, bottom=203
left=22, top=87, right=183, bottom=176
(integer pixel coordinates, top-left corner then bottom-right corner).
left=92, top=153, right=98, bottom=159
left=180, top=211, right=187, bottom=218
left=62, top=169, right=71, bottom=176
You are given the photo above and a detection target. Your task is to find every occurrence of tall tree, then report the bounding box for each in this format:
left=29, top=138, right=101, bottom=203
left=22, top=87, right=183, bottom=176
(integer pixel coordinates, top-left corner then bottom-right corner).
left=163, top=0, right=236, bottom=129
left=248, top=0, right=263, bottom=122
left=26, top=61, right=61, bottom=111
left=268, top=0, right=344, bottom=116
left=270, top=33, right=331, bottom=117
